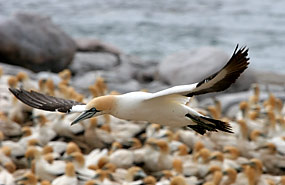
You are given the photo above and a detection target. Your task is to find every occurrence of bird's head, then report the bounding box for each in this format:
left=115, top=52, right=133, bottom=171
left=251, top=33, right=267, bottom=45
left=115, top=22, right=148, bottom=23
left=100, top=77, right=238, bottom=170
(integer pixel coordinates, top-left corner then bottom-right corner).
left=71, top=95, right=116, bottom=125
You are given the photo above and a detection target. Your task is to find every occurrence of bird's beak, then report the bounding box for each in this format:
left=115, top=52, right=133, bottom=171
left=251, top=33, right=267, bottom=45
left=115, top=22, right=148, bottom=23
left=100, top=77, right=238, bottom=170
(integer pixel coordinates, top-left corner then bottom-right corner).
left=15, top=176, right=28, bottom=182
left=71, top=109, right=97, bottom=125
left=134, top=170, right=147, bottom=181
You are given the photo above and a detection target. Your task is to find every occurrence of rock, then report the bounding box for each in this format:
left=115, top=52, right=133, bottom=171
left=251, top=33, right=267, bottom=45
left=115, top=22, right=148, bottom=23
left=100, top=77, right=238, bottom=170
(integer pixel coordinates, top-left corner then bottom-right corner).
left=36, top=71, right=62, bottom=85
left=115, top=54, right=158, bottom=82
left=141, top=81, right=169, bottom=93
left=107, top=80, right=141, bottom=93
left=71, top=54, right=163, bottom=94
left=133, top=60, right=160, bottom=83
left=158, top=47, right=229, bottom=85
left=72, top=71, right=98, bottom=93
left=200, top=90, right=285, bottom=118
left=0, top=85, right=13, bottom=113
left=72, top=70, right=141, bottom=94
left=0, top=63, right=35, bottom=79
left=70, top=52, right=119, bottom=74
left=255, top=71, right=285, bottom=86
left=0, top=13, right=76, bottom=72
left=158, top=46, right=256, bottom=95
left=75, top=38, right=121, bottom=56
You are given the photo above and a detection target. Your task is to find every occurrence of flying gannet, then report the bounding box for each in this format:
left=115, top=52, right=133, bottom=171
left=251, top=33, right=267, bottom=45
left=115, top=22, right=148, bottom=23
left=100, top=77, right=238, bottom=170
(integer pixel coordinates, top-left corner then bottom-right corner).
left=9, top=45, right=249, bottom=135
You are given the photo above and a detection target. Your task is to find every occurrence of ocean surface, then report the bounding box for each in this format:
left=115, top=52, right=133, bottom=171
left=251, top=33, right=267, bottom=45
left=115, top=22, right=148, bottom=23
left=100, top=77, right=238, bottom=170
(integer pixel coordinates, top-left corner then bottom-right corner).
left=1, top=0, right=285, bottom=73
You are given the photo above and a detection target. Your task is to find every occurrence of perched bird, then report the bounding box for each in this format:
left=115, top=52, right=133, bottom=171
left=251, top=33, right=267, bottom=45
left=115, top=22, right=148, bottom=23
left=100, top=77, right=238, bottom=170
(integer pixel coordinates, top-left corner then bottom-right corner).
left=9, top=46, right=249, bottom=135
left=52, top=162, right=78, bottom=185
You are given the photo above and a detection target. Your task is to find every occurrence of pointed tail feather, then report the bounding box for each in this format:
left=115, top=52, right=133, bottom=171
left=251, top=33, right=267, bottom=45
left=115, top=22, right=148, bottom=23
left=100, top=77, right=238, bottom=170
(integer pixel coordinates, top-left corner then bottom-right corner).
left=186, top=113, right=233, bottom=135
left=200, top=116, right=233, bottom=133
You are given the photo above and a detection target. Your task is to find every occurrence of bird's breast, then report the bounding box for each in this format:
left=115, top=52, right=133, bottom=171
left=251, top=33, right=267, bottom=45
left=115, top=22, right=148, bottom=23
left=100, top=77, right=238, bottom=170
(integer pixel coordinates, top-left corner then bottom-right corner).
left=112, top=97, right=189, bottom=127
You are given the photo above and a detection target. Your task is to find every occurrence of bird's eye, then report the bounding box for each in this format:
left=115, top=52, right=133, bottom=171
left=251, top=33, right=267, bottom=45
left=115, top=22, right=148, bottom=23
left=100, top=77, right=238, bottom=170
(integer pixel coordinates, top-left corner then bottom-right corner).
left=90, top=107, right=97, bottom=112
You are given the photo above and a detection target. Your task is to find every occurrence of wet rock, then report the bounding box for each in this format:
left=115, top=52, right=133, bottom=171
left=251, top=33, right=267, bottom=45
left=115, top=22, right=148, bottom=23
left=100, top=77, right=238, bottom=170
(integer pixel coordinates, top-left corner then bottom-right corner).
left=200, top=90, right=285, bottom=117
left=75, top=38, right=121, bottom=56
left=134, top=60, right=160, bottom=83
left=0, top=13, right=76, bottom=72
left=36, top=71, right=62, bottom=85
left=116, top=55, right=158, bottom=82
left=107, top=80, right=141, bottom=93
left=158, top=46, right=256, bottom=93
left=70, top=52, right=119, bottom=74
left=0, top=63, right=35, bottom=79
left=72, top=70, right=141, bottom=94
left=141, top=81, right=169, bottom=93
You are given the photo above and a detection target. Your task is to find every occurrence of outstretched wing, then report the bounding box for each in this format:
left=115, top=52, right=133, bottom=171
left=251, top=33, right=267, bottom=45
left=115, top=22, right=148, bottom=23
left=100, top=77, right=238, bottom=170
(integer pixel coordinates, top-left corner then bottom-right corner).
left=9, top=88, right=85, bottom=113
left=146, top=45, right=249, bottom=100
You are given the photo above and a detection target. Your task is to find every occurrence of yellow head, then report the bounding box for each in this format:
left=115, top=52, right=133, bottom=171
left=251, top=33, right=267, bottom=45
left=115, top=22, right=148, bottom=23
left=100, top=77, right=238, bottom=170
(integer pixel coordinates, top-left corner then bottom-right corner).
left=17, top=72, right=28, bottom=82
left=16, top=172, right=37, bottom=185
left=86, top=95, right=116, bottom=113
left=66, top=142, right=81, bottom=155
left=4, top=162, right=16, bottom=173
left=8, top=76, right=18, bottom=88
left=71, top=95, right=116, bottom=125
left=178, top=144, right=188, bottom=156
left=210, top=151, right=224, bottom=162
left=126, top=166, right=146, bottom=181
left=223, top=146, right=240, bottom=160
left=156, top=140, right=169, bottom=154
left=65, top=162, right=76, bottom=177
left=172, top=158, right=183, bottom=174
left=170, top=176, right=187, bottom=185
left=143, top=176, right=157, bottom=185
left=69, top=152, right=85, bottom=167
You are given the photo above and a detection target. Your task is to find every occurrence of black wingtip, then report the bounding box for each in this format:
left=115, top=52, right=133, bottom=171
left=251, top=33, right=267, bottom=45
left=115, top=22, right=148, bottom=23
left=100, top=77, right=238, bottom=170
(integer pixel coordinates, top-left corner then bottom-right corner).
left=8, top=88, right=85, bottom=113
left=9, top=87, right=21, bottom=97
left=202, top=116, right=234, bottom=134
left=186, top=113, right=233, bottom=135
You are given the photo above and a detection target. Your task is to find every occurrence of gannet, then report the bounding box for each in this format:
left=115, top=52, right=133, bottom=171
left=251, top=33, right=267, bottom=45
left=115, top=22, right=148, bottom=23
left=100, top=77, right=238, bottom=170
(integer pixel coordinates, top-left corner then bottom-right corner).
left=9, top=45, right=249, bottom=135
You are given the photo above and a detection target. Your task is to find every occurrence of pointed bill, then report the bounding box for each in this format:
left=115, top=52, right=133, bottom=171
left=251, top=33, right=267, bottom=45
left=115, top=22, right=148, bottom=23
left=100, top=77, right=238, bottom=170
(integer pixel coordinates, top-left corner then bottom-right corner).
left=70, top=109, right=97, bottom=125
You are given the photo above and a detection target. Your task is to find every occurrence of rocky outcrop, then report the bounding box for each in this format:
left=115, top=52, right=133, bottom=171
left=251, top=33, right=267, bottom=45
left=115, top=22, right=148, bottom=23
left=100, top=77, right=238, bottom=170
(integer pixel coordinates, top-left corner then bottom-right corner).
left=158, top=46, right=256, bottom=94
left=70, top=52, right=119, bottom=74
left=0, top=13, right=76, bottom=72
left=71, top=54, right=161, bottom=94
left=75, top=38, right=121, bottom=56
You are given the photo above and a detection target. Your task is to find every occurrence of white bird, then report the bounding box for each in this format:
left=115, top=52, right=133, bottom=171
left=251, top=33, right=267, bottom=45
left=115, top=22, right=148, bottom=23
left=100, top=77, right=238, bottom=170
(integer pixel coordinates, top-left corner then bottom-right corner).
left=0, top=164, right=15, bottom=185
left=9, top=46, right=249, bottom=135
left=52, top=162, right=78, bottom=185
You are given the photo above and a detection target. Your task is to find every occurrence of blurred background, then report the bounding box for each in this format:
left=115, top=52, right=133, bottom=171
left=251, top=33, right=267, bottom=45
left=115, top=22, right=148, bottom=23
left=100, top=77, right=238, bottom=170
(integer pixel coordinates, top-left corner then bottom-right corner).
left=1, top=0, right=285, bottom=73
left=2, top=1, right=285, bottom=185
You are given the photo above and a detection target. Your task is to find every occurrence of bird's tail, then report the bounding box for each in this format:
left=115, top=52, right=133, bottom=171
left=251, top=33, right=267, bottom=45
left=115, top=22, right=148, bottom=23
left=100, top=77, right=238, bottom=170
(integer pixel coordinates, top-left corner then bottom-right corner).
left=186, top=113, right=233, bottom=135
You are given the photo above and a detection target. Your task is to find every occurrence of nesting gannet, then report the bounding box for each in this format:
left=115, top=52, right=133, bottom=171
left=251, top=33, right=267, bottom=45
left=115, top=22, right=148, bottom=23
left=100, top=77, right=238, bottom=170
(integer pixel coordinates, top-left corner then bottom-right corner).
left=9, top=46, right=249, bottom=135
left=51, top=162, right=78, bottom=185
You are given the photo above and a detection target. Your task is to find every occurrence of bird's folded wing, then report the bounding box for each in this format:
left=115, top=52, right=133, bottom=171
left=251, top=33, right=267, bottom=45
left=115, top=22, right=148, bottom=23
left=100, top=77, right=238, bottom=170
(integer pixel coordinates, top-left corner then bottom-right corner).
left=146, top=45, right=249, bottom=100
left=9, top=88, right=85, bottom=113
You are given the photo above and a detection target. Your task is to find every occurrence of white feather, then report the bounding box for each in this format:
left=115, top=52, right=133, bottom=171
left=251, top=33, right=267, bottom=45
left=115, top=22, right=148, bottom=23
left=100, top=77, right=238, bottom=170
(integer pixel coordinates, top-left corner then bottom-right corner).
left=70, top=105, right=86, bottom=113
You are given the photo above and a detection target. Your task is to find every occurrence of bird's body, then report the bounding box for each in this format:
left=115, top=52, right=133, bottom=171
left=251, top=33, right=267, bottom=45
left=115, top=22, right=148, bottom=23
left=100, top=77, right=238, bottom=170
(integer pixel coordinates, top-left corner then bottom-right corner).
left=9, top=45, right=249, bottom=135
left=113, top=91, right=193, bottom=127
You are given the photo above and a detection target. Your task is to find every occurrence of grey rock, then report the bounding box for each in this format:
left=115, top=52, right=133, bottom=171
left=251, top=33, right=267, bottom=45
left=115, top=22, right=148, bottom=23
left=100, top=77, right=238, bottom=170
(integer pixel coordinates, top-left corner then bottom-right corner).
left=36, top=71, right=62, bottom=85
left=135, top=66, right=158, bottom=83
left=0, top=63, right=35, bottom=79
left=116, top=55, right=158, bottom=82
left=0, top=85, right=13, bottom=114
left=107, top=80, right=141, bottom=94
left=158, top=47, right=229, bottom=85
left=75, top=38, right=121, bottom=56
left=70, top=52, right=119, bottom=74
left=72, top=70, right=142, bottom=94
left=72, top=71, right=98, bottom=93
left=200, top=90, right=285, bottom=118
left=158, top=47, right=256, bottom=94
left=0, top=13, right=76, bottom=72
left=141, top=81, right=169, bottom=93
